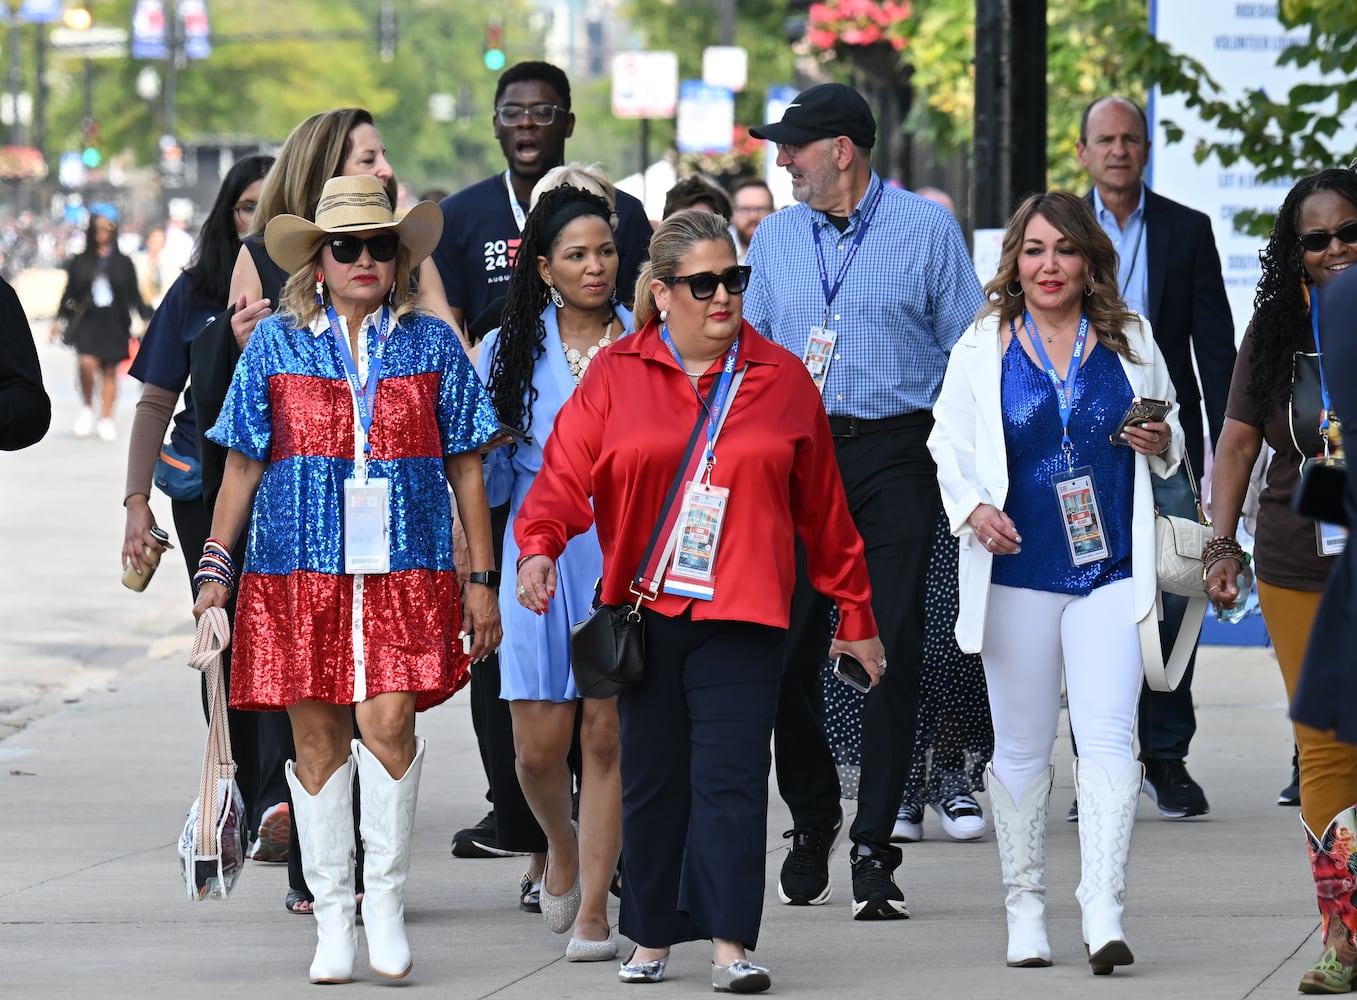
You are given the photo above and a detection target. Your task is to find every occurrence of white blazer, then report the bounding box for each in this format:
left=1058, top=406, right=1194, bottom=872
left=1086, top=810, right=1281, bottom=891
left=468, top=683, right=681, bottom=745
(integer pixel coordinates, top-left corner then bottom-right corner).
left=928, top=312, right=1183, bottom=655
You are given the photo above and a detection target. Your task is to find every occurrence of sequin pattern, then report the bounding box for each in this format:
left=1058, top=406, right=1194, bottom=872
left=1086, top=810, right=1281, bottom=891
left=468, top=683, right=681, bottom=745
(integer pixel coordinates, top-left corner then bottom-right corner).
left=208, top=312, right=498, bottom=710
left=991, top=335, right=1134, bottom=595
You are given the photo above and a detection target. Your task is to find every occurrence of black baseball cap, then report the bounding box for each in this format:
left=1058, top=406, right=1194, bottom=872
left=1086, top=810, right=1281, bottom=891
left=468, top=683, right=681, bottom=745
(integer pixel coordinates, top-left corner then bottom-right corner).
left=750, top=83, right=876, bottom=149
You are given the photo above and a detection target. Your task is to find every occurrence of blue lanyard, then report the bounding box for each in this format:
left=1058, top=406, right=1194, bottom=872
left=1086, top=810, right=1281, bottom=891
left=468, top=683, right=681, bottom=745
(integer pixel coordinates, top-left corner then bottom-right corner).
left=327, top=304, right=392, bottom=455
left=1018, top=310, right=1091, bottom=470
left=812, top=182, right=884, bottom=322
left=659, top=324, right=740, bottom=471
left=1309, top=288, right=1334, bottom=441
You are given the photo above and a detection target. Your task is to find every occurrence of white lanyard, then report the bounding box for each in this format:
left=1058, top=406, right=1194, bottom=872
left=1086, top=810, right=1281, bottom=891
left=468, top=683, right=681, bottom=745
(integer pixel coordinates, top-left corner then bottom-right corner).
left=503, top=170, right=526, bottom=233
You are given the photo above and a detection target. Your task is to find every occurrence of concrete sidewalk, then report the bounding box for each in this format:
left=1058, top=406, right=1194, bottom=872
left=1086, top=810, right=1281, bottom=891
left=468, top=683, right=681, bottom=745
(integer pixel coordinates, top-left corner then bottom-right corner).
left=0, top=329, right=1327, bottom=998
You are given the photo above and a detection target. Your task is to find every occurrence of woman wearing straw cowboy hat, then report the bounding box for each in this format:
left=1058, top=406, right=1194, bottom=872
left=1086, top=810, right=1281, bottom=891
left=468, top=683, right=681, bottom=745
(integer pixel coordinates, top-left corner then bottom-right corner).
left=193, top=174, right=502, bottom=984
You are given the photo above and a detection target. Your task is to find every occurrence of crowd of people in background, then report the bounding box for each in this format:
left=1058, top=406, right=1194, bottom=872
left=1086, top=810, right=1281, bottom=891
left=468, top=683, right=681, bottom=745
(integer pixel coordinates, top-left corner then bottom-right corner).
left=5, top=55, right=1357, bottom=997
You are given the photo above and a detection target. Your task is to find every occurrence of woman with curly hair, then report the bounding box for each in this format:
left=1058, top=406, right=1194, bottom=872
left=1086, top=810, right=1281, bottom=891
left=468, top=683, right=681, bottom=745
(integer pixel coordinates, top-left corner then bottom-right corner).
left=930, top=190, right=1182, bottom=973
left=1207, top=166, right=1357, bottom=994
left=475, top=183, right=632, bottom=960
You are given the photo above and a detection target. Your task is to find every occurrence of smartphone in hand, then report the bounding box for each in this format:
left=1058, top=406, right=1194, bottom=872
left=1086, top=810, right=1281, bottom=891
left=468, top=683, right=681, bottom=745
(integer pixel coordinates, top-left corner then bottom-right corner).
left=833, top=653, right=873, bottom=693
left=1110, top=396, right=1171, bottom=445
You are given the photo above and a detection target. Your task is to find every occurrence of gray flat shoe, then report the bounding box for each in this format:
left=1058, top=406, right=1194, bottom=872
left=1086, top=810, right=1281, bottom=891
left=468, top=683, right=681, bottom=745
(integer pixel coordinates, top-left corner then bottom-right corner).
left=712, top=959, right=771, bottom=993
left=565, top=930, right=617, bottom=962
left=540, top=858, right=581, bottom=934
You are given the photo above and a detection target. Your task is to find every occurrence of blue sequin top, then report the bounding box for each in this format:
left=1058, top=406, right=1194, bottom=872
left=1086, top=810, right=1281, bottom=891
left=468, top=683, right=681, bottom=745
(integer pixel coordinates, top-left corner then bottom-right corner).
left=991, top=334, right=1135, bottom=595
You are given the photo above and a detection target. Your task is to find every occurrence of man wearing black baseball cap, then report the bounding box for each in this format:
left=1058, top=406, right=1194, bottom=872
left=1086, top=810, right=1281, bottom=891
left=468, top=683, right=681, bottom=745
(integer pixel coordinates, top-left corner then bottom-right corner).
left=749, top=82, right=877, bottom=150
left=745, top=83, right=986, bottom=922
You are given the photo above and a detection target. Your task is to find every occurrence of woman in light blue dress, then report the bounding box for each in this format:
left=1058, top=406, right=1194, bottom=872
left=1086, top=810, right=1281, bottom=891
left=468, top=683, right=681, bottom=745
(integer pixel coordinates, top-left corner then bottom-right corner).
left=475, top=184, right=632, bottom=960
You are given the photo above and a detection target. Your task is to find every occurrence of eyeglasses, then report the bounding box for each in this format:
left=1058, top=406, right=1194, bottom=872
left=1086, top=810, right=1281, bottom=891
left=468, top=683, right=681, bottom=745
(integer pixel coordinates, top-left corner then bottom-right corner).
left=232, top=201, right=258, bottom=219
left=1298, top=221, right=1357, bottom=254
left=324, top=233, right=400, bottom=264
left=495, top=103, right=566, bottom=127
left=660, top=265, right=751, bottom=300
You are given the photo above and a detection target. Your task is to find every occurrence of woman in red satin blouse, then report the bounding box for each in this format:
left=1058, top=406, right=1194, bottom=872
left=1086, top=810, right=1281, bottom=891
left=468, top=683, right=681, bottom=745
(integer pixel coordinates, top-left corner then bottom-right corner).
left=514, top=209, right=883, bottom=994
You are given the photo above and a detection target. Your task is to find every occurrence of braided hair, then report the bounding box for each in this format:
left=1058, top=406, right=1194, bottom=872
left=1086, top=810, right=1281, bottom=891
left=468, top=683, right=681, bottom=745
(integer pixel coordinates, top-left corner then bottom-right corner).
left=487, top=184, right=615, bottom=439
left=1247, top=167, right=1357, bottom=421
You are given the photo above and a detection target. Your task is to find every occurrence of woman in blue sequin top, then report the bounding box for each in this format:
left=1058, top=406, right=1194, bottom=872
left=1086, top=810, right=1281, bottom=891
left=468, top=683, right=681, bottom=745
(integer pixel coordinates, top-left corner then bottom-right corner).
left=930, top=191, right=1183, bottom=975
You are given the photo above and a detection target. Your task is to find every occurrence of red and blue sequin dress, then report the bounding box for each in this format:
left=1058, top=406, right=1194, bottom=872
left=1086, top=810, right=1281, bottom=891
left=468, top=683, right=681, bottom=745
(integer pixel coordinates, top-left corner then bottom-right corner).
left=208, top=309, right=498, bottom=712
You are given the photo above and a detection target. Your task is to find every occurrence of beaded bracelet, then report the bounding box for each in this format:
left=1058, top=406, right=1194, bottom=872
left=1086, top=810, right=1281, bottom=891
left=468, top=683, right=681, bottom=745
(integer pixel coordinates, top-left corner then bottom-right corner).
left=1201, top=535, right=1246, bottom=578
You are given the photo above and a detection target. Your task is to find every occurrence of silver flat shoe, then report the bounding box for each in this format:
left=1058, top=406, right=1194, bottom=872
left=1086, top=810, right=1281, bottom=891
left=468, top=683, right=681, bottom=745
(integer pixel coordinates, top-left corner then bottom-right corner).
left=565, top=930, right=618, bottom=962
left=618, top=948, right=669, bottom=983
left=539, top=860, right=581, bottom=934
left=712, top=959, right=771, bottom=993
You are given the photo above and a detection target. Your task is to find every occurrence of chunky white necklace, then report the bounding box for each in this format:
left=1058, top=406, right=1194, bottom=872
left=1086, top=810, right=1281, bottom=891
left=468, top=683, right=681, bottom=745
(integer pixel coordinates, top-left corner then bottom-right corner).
left=563, top=316, right=615, bottom=384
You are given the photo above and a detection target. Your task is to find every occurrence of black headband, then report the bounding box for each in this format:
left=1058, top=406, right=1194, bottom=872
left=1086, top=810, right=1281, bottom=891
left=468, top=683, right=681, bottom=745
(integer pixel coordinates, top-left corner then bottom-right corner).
left=541, top=199, right=612, bottom=250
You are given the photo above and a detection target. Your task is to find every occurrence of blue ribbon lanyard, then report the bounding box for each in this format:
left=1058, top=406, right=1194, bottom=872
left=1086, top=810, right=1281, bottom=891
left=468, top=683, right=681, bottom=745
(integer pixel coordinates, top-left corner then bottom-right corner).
left=328, top=304, right=392, bottom=465
left=659, top=324, right=740, bottom=478
left=1018, top=310, right=1091, bottom=472
left=812, top=183, right=884, bottom=326
left=1309, top=289, right=1335, bottom=451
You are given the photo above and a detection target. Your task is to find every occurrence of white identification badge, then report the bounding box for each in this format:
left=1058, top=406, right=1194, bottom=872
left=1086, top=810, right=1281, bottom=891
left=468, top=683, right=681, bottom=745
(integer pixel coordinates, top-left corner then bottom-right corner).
left=662, top=482, right=730, bottom=601
left=1318, top=520, right=1348, bottom=557
left=1052, top=467, right=1110, bottom=566
left=91, top=274, right=113, bottom=307
left=802, top=327, right=837, bottom=393
left=344, top=477, right=391, bottom=575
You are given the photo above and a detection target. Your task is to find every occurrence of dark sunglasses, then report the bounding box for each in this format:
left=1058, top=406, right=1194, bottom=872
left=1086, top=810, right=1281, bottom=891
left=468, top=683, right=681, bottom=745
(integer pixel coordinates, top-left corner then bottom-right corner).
left=1297, top=221, right=1357, bottom=254
left=324, top=233, right=399, bottom=264
left=660, top=265, right=751, bottom=301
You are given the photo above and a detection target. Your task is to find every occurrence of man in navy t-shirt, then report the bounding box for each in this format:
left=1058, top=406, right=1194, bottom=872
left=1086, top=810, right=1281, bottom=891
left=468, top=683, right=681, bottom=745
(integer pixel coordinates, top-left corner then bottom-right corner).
left=429, top=60, right=652, bottom=336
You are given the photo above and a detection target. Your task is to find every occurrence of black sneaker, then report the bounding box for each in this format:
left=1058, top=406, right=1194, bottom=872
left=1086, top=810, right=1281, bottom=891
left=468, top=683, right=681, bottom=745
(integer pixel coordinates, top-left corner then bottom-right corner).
left=1278, top=748, right=1300, bottom=807
left=450, top=809, right=529, bottom=858
left=850, top=844, right=910, bottom=920
left=777, top=811, right=843, bottom=905
left=1142, top=758, right=1210, bottom=818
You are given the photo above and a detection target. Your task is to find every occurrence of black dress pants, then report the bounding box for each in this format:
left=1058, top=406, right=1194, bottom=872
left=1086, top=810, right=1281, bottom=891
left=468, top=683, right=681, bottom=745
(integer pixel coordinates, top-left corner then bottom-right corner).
left=618, top=611, right=784, bottom=951
left=776, top=417, right=940, bottom=855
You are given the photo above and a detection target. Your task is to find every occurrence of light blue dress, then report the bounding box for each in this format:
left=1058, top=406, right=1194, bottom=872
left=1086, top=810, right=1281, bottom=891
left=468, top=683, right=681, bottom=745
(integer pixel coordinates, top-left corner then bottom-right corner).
left=477, top=304, right=633, bottom=702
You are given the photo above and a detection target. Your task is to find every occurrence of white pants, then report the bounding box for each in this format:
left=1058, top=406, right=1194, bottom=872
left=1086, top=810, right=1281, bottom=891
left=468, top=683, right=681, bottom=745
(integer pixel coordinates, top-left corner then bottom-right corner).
left=982, top=580, right=1143, bottom=801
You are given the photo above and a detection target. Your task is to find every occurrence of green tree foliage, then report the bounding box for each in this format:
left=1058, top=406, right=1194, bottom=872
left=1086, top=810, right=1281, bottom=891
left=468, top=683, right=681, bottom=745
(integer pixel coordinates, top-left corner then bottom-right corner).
left=35, top=0, right=532, bottom=192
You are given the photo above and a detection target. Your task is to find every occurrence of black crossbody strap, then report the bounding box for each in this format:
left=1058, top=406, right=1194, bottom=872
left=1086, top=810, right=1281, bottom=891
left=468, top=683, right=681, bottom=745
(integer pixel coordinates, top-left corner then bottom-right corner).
left=631, top=373, right=729, bottom=598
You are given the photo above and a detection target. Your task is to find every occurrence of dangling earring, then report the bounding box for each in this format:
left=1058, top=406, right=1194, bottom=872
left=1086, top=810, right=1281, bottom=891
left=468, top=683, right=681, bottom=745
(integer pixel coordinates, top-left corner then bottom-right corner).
left=1084, top=283, right=1094, bottom=297
left=1006, top=280, right=1022, bottom=297
left=548, top=284, right=564, bottom=308
left=315, top=272, right=325, bottom=306
left=388, top=284, right=396, bottom=306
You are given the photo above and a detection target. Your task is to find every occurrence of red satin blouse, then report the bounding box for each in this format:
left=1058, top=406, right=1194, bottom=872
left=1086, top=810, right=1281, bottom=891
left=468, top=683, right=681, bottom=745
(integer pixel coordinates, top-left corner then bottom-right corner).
left=514, top=317, right=877, bottom=641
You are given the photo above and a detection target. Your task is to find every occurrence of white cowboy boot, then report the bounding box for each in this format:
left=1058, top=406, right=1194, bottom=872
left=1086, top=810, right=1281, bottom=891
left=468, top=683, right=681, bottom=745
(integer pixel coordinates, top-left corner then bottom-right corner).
left=1074, top=758, right=1143, bottom=975
left=354, top=737, right=425, bottom=979
left=286, top=756, right=357, bottom=984
left=986, top=764, right=1054, bottom=967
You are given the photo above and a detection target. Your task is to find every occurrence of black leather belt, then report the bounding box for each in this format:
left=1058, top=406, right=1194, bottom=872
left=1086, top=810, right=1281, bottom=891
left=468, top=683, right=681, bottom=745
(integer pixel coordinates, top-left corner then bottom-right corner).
left=827, top=412, right=931, bottom=439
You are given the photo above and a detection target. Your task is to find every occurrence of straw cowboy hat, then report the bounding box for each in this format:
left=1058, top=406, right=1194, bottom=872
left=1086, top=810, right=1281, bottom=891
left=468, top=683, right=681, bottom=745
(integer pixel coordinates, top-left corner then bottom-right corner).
left=264, top=174, right=443, bottom=274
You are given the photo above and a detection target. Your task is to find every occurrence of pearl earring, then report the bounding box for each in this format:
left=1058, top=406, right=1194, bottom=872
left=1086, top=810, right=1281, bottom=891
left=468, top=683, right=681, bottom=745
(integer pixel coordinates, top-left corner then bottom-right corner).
left=659, top=309, right=667, bottom=323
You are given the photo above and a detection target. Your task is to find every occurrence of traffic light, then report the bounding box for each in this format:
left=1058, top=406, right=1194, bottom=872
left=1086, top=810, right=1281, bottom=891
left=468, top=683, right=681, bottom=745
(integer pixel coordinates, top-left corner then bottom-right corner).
left=483, top=20, right=505, bottom=72
left=80, top=117, right=101, bottom=169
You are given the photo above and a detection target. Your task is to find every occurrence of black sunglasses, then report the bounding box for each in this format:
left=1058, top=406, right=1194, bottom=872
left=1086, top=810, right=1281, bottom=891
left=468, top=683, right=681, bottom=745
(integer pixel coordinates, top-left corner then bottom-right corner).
left=1297, top=221, right=1357, bottom=254
left=324, top=233, right=400, bottom=264
left=660, top=265, right=751, bottom=301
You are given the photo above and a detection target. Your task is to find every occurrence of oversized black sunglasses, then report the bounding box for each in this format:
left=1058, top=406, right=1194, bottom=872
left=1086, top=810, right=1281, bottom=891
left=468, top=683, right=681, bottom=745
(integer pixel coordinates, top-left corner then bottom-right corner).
left=1297, top=221, right=1357, bottom=254
left=659, top=265, right=751, bottom=301
left=324, top=233, right=400, bottom=264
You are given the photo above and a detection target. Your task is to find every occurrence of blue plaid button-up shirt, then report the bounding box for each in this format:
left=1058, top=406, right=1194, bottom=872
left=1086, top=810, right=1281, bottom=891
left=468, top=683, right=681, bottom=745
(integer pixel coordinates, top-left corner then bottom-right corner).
left=744, top=173, right=984, bottom=419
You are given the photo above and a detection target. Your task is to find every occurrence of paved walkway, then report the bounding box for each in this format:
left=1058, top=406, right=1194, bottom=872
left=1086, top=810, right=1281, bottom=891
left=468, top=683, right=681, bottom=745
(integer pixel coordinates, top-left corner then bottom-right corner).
left=0, top=326, right=1327, bottom=998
